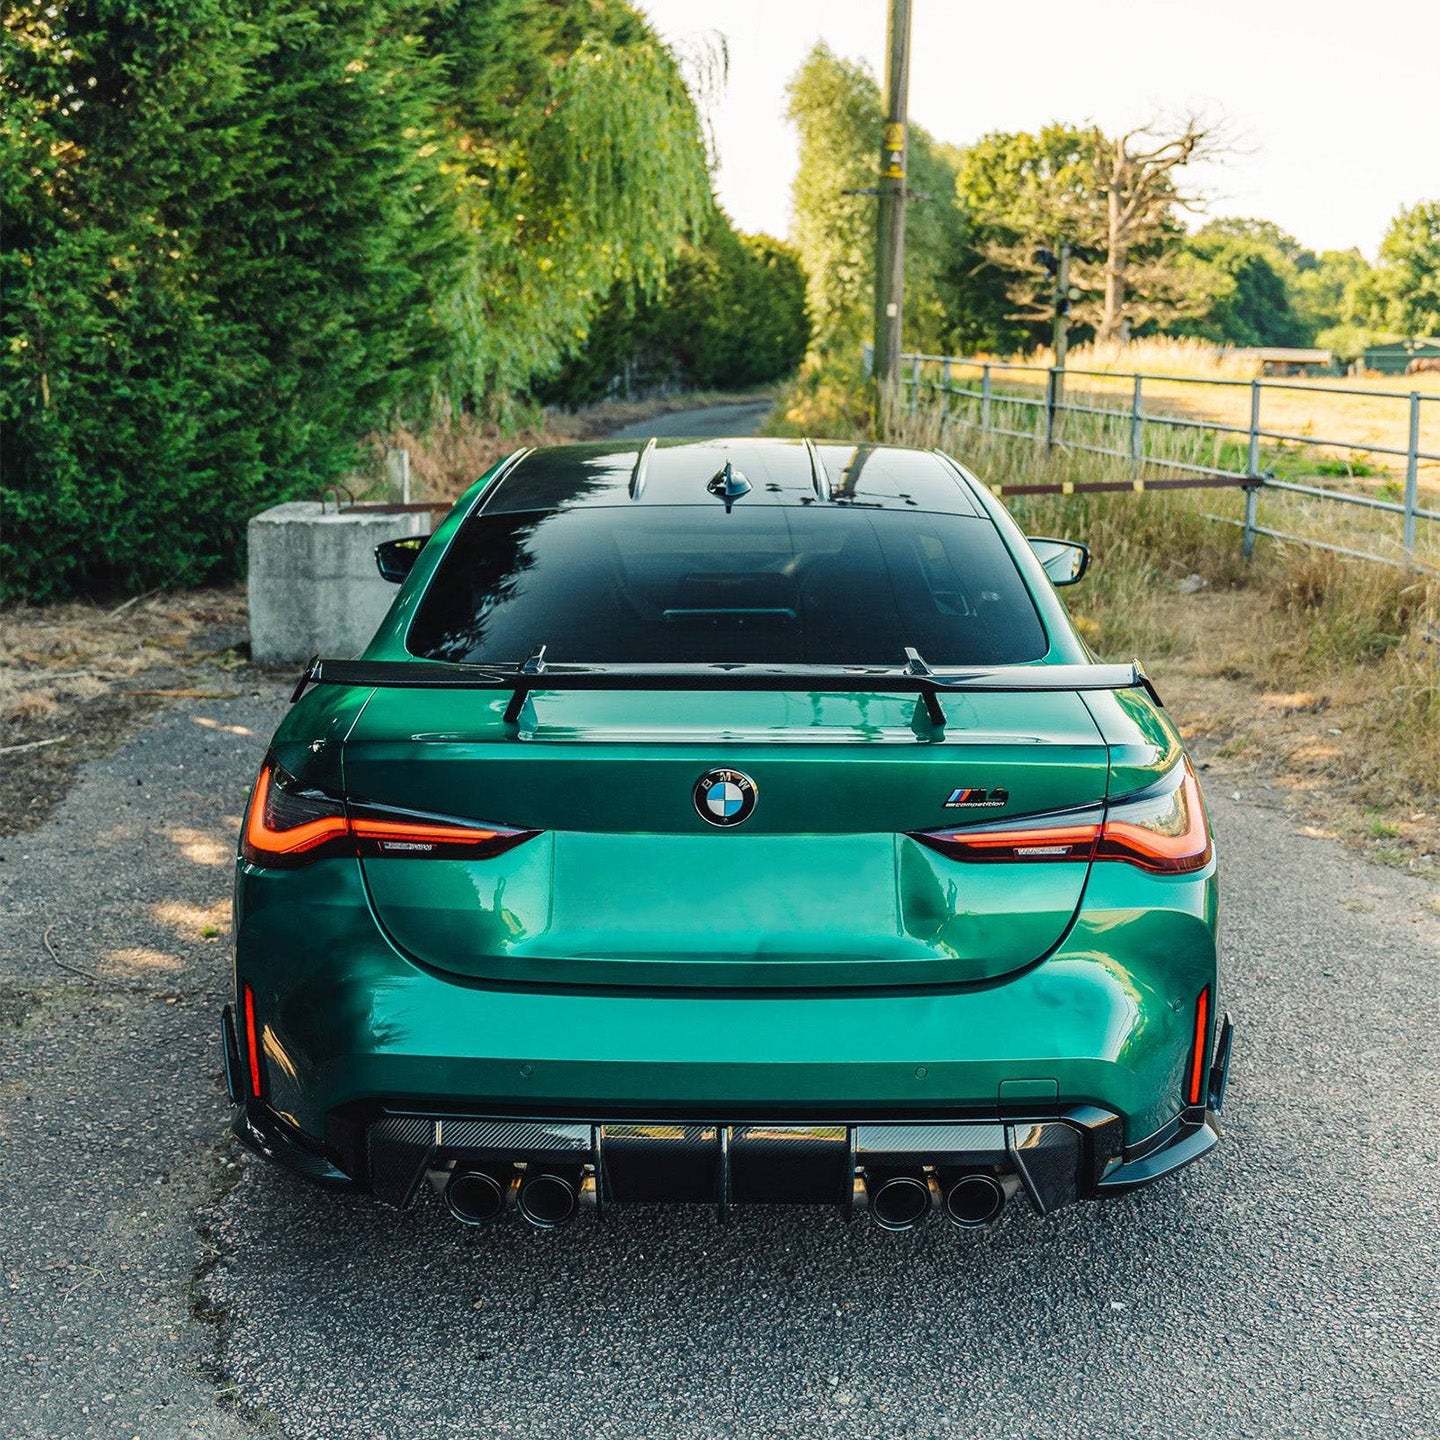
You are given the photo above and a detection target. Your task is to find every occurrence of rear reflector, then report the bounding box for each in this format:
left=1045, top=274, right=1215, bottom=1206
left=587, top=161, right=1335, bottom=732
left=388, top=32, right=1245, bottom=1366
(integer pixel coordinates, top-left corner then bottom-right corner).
left=243, top=983, right=263, bottom=1100
left=913, top=760, right=1211, bottom=875
left=242, top=758, right=538, bottom=868
left=1187, top=985, right=1211, bottom=1106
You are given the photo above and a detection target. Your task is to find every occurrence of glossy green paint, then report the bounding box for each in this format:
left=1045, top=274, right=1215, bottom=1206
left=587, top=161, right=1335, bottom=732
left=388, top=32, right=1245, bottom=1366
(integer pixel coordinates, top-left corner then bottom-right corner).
left=235, top=847, right=1217, bottom=1146
left=240, top=442, right=1219, bottom=1161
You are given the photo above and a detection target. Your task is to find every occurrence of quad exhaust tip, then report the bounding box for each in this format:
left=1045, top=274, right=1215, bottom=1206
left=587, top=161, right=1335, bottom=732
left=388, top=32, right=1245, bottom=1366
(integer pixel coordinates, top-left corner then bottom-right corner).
left=864, top=1169, right=934, bottom=1232
left=442, top=1154, right=1016, bottom=1231
left=516, top=1168, right=582, bottom=1229
left=858, top=1167, right=1018, bottom=1231
left=940, top=1171, right=1009, bottom=1227
left=445, top=1165, right=517, bottom=1225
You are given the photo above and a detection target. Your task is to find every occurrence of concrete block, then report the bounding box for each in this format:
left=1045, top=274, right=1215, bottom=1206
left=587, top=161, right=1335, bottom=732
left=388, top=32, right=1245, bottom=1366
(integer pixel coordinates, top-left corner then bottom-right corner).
left=247, top=502, right=429, bottom=664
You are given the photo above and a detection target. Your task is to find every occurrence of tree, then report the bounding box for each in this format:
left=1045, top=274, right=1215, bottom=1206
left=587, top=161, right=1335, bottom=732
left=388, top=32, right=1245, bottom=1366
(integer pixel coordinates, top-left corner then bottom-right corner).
left=955, top=123, right=1103, bottom=344
left=422, top=0, right=715, bottom=404
left=957, top=118, right=1227, bottom=346
left=785, top=44, right=980, bottom=359
left=539, top=221, right=810, bottom=402
left=1176, top=219, right=1311, bottom=347
left=1372, top=200, right=1440, bottom=338
left=1, top=0, right=467, bottom=599
left=1294, top=249, right=1377, bottom=360
left=1094, top=119, right=1228, bottom=341
left=1, top=0, right=718, bottom=599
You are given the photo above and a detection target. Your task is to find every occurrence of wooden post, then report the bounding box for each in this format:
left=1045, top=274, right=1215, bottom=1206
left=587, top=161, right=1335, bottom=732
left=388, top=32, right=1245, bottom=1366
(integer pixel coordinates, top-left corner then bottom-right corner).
left=872, top=0, right=913, bottom=392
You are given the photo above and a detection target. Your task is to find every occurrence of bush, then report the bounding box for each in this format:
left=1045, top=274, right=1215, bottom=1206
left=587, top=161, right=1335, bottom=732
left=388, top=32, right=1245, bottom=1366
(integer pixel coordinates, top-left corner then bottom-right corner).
left=541, top=223, right=810, bottom=405
left=1, top=0, right=464, bottom=600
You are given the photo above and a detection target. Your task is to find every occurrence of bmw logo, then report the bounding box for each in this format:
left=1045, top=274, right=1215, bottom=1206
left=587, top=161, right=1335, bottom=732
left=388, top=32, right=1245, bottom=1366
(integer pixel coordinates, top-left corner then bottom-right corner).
left=693, top=768, right=758, bottom=828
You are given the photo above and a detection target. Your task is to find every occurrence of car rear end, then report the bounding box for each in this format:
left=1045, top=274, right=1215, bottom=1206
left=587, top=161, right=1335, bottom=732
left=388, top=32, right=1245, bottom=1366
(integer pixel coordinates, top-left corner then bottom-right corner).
left=226, top=439, right=1230, bottom=1230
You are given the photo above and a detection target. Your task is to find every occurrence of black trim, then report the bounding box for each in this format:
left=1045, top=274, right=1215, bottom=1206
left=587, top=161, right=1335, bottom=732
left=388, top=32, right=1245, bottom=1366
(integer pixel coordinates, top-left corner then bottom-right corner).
left=220, top=1006, right=242, bottom=1107
left=231, top=1101, right=355, bottom=1189
left=291, top=655, right=1161, bottom=716
left=1209, top=1011, right=1235, bottom=1110
left=1094, top=1113, right=1221, bottom=1195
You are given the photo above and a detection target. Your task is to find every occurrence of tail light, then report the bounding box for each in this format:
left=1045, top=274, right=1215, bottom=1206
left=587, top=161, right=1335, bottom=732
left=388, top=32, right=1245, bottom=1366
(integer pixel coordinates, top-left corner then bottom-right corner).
left=913, top=760, right=1211, bottom=875
left=1097, top=763, right=1212, bottom=874
left=242, top=758, right=538, bottom=868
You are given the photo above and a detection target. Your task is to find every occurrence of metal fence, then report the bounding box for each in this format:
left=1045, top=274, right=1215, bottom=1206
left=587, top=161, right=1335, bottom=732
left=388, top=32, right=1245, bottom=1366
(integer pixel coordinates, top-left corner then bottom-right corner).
left=898, top=353, right=1440, bottom=572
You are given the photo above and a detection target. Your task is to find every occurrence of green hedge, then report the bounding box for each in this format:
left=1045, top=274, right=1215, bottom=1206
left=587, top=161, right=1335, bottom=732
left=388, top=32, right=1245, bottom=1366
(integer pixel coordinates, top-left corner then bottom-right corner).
left=540, top=224, right=810, bottom=405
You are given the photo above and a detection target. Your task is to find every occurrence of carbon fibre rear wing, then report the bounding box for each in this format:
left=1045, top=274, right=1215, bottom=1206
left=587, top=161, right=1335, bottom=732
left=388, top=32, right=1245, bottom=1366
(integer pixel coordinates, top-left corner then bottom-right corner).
left=291, top=648, right=1161, bottom=728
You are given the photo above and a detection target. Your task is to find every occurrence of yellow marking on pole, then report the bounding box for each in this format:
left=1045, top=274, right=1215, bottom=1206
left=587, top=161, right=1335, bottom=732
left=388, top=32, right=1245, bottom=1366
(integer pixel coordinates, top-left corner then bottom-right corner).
left=1133, top=479, right=1145, bottom=493
left=1061, top=481, right=1075, bottom=495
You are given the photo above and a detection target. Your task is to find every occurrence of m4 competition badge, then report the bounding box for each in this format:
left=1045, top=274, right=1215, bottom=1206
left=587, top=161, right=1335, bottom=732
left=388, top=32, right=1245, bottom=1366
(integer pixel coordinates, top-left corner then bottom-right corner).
left=943, top=786, right=1010, bottom=809
left=694, top=769, right=758, bottom=828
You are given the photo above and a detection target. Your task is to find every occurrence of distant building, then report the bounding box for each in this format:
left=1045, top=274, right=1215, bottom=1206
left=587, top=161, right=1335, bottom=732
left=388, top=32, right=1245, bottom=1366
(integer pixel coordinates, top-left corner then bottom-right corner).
left=1222, top=347, right=1336, bottom=377
left=1362, top=338, right=1440, bottom=375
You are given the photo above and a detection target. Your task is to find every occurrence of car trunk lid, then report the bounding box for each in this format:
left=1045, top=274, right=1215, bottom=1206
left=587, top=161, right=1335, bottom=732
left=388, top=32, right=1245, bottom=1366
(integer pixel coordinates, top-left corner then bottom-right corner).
left=344, top=687, right=1107, bottom=988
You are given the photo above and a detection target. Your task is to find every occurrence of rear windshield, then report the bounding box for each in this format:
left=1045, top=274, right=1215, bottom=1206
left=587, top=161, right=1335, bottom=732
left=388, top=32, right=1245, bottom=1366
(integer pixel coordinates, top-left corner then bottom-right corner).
left=406, top=507, right=1048, bottom=666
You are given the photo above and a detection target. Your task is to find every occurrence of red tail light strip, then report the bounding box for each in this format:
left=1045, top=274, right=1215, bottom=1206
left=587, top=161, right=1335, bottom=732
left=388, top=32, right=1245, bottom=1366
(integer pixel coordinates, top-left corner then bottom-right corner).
left=1098, top=768, right=1212, bottom=874
left=915, top=818, right=1101, bottom=864
left=242, top=759, right=537, bottom=868
left=244, top=763, right=348, bottom=860
left=1187, top=985, right=1211, bottom=1106
left=242, top=983, right=264, bottom=1100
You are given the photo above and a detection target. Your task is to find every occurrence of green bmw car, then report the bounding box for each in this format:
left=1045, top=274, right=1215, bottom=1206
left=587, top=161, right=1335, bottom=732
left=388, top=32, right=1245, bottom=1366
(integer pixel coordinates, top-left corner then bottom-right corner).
left=224, top=437, right=1231, bottom=1232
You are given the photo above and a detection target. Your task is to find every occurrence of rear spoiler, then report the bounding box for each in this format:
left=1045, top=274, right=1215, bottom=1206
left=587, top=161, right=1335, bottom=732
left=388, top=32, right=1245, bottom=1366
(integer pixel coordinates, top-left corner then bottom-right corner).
left=291, top=650, right=1161, bottom=728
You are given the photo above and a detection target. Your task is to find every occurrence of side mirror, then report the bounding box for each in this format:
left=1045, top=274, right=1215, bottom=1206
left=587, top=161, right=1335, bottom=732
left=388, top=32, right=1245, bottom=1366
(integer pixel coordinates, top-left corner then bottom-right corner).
left=1027, top=536, right=1090, bottom=586
left=375, top=535, right=426, bottom=584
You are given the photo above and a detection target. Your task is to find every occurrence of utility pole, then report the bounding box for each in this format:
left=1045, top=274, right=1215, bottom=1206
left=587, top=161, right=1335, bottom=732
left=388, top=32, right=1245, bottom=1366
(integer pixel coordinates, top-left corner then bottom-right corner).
left=873, top=0, right=912, bottom=392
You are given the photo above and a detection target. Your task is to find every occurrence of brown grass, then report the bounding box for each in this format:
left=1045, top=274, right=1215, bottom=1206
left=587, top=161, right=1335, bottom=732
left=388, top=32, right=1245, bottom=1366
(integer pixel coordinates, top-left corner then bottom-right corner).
left=0, top=588, right=254, bottom=837
left=929, top=337, right=1440, bottom=494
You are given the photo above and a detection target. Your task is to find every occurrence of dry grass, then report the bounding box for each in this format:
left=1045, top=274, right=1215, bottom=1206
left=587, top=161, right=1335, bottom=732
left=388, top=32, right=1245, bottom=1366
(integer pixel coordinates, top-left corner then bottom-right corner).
left=926, top=336, right=1440, bottom=497
left=1036, top=336, right=1264, bottom=380
left=0, top=588, right=254, bottom=837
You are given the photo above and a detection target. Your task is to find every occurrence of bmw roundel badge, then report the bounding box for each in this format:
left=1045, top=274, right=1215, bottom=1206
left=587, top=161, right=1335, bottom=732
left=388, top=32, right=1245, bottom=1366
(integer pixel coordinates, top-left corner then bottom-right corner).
left=693, top=768, right=758, bottom=828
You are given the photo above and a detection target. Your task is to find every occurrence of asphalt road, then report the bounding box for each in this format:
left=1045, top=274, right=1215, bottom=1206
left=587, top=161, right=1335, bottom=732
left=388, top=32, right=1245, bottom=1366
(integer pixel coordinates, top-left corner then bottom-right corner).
left=3, top=680, right=1438, bottom=1440
left=606, top=400, right=773, bottom=439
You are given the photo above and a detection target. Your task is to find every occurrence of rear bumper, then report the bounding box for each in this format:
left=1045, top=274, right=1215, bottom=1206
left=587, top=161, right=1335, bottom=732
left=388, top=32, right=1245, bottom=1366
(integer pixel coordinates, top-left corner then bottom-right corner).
left=227, top=1092, right=1224, bottom=1219
left=232, top=856, right=1222, bottom=1197
left=222, top=1008, right=1234, bottom=1219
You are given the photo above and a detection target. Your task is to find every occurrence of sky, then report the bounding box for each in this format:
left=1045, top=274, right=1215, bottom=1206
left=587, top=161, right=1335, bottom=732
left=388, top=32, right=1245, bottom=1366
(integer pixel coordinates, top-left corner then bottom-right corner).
left=633, top=0, right=1439, bottom=259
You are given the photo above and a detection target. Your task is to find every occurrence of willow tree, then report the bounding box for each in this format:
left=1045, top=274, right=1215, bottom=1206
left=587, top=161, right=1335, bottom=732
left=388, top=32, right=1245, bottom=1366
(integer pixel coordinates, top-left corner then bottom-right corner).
left=425, top=0, right=715, bottom=403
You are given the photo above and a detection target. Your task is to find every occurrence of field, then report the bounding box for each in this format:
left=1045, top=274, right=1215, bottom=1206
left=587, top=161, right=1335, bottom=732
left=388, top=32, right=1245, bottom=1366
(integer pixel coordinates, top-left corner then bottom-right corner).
left=981, top=337, right=1440, bottom=489
left=905, top=341, right=1440, bottom=572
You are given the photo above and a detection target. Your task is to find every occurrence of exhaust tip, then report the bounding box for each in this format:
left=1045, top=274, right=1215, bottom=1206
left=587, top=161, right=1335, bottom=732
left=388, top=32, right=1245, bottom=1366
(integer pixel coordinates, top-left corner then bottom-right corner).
left=942, top=1172, right=1007, bottom=1228
left=445, top=1166, right=514, bottom=1225
left=866, top=1170, right=932, bottom=1232
left=517, top=1169, right=580, bottom=1229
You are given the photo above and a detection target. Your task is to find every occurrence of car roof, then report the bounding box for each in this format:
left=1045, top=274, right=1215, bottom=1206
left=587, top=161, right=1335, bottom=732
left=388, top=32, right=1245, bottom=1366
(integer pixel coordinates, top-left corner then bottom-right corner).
left=480, top=438, right=982, bottom=518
